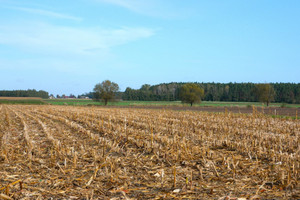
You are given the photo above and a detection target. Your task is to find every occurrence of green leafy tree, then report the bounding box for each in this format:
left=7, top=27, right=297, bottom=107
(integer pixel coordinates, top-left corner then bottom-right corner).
left=180, top=83, right=204, bottom=106
left=255, top=83, right=275, bottom=106
left=93, top=80, right=119, bottom=105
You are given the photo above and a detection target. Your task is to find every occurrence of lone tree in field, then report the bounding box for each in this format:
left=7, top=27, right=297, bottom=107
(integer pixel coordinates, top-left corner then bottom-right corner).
left=93, top=80, right=119, bottom=105
left=255, top=83, right=275, bottom=106
left=180, top=83, right=204, bottom=106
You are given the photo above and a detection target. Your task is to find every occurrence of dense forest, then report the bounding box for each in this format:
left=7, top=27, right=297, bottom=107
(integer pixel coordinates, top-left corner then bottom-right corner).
left=123, top=82, right=300, bottom=104
left=0, top=89, right=49, bottom=99
left=2, top=83, right=300, bottom=104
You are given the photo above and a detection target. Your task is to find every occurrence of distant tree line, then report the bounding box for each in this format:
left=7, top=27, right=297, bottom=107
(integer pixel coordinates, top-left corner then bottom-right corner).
left=5, top=82, right=296, bottom=104
left=0, top=89, right=49, bottom=99
left=123, top=82, right=300, bottom=104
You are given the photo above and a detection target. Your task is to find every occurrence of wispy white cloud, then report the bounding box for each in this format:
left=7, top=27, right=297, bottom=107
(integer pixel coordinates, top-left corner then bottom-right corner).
left=0, top=22, right=155, bottom=56
left=96, top=0, right=190, bottom=19
left=9, top=6, right=82, bottom=21
left=98, top=0, right=152, bottom=13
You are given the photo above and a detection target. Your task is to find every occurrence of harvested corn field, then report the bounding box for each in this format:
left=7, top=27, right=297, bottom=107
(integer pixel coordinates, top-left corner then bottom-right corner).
left=0, top=105, right=299, bottom=199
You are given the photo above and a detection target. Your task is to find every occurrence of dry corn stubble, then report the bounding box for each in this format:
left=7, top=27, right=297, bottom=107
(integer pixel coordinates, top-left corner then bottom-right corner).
left=0, top=105, right=299, bottom=199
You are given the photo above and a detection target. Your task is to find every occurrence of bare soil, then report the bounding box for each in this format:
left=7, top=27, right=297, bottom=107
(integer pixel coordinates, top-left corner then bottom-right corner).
left=0, top=97, right=42, bottom=100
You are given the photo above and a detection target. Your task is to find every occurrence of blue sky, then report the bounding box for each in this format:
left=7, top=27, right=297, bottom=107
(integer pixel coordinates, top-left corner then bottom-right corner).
left=0, top=0, right=299, bottom=95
